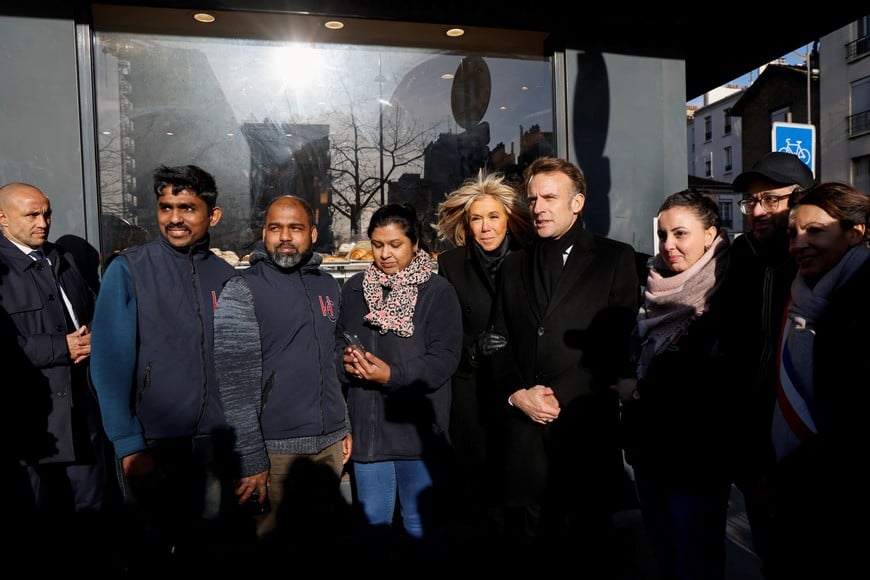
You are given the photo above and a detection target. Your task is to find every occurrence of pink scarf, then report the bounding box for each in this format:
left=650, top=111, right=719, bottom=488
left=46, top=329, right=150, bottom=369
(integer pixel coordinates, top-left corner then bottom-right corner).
left=362, top=249, right=432, bottom=337
left=636, top=232, right=729, bottom=378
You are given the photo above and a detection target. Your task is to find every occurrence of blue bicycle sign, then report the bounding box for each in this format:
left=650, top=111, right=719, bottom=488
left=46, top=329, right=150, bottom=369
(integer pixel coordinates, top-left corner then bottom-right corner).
left=772, top=122, right=815, bottom=176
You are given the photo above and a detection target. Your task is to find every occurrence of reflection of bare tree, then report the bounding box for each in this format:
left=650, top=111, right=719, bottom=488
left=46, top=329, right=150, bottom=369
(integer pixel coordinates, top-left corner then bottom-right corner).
left=97, top=132, right=149, bottom=268
left=328, top=100, right=435, bottom=236
left=98, top=132, right=124, bottom=217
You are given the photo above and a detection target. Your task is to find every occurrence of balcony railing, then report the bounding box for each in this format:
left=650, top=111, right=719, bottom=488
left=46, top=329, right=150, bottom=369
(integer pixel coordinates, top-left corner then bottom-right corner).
left=848, top=109, right=870, bottom=137
left=846, top=34, right=869, bottom=60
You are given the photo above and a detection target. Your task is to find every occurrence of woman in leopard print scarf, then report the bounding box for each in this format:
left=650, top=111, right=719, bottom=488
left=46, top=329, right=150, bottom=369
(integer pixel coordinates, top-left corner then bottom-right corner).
left=362, top=247, right=432, bottom=337
left=337, top=202, right=463, bottom=560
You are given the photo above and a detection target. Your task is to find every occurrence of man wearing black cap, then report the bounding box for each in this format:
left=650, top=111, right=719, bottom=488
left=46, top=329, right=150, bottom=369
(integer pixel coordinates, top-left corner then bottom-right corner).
left=721, top=151, right=814, bottom=577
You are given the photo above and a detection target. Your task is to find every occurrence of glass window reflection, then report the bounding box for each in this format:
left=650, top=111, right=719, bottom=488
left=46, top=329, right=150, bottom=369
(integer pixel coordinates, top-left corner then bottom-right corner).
left=94, top=32, right=553, bottom=266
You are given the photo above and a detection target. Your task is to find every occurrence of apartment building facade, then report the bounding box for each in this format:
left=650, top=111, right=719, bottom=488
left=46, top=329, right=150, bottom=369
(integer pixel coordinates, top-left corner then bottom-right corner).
left=690, top=15, right=869, bottom=195
left=819, top=15, right=870, bottom=192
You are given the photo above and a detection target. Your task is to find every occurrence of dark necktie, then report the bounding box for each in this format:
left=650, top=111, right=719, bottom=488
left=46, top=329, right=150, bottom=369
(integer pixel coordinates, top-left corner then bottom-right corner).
left=30, top=249, right=76, bottom=330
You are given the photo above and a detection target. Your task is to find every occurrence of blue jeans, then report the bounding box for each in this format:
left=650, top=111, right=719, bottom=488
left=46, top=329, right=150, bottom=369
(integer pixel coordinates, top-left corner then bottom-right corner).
left=352, top=459, right=433, bottom=540
left=634, top=468, right=731, bottom=580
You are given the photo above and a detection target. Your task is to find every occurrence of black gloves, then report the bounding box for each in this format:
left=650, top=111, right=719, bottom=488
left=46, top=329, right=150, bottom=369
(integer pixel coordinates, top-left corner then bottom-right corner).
left=478, top=329, right=507, bottom=356
left=469, top=327, right=507, bottom=366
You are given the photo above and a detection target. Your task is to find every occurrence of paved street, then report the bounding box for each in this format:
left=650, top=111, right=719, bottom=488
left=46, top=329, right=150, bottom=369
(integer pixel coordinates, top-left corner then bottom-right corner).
left=612, top=484, right=763, bottom=579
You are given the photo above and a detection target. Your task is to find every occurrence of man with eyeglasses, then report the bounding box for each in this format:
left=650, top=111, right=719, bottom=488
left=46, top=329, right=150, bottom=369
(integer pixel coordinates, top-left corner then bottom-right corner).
left=721, top=151, right=814, bottom=577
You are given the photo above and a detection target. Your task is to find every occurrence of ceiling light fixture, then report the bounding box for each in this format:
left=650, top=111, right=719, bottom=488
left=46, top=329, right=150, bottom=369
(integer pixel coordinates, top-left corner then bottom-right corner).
left=193, top=13, right=215, bottom=23
left=445, top=28, right=465, bottom=38
left=324, top=20, right=344, bottom=30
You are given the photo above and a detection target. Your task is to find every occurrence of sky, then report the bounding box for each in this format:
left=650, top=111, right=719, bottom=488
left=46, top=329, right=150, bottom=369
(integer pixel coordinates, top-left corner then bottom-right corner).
left=687, top=43, right=814, bottom=107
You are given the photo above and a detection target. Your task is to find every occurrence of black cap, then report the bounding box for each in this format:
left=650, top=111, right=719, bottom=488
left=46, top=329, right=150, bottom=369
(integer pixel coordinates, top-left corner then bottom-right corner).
left=732, top=152, right=815, bottom=192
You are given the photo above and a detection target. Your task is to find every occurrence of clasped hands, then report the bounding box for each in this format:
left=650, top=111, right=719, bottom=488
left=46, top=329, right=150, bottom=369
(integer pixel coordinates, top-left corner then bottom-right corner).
left=511, top=385, right=560, bottom=425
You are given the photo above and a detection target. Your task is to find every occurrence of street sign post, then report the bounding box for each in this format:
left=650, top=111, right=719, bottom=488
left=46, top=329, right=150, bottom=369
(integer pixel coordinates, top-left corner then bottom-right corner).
left=772, top=122, right=815, bottom=177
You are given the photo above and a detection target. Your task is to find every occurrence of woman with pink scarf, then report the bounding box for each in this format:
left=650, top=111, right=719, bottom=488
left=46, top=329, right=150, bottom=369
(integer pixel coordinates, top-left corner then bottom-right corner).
left=612, top=188, right=732, bottom=580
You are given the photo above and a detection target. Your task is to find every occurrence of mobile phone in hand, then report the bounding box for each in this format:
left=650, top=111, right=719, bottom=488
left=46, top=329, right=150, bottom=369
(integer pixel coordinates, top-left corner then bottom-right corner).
left=343, top=331, right=366, bottom=354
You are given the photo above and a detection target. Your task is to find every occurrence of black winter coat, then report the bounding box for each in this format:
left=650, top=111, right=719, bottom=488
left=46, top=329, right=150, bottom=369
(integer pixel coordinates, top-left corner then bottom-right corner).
left=0, top=236, right=97, bottom=464
left=620, top=292, right=732, bottom=489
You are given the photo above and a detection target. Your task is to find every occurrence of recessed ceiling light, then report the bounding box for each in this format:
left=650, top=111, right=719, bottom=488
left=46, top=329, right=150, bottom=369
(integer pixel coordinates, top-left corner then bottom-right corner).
left=193, top=13, right=215, bottom=23
left=324, top=20, right=344, bottom=30
left=445, top=28, right=465, bottom=38
left=441, top=73, right=454, bottom=80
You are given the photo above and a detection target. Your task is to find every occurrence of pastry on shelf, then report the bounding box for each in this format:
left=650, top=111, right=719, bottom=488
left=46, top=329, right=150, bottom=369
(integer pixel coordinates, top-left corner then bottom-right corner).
left=349, top=247, right=373, bottom=261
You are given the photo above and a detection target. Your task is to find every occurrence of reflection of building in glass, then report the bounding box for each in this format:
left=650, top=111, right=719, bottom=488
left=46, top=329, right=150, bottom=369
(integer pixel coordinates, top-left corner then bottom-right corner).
left=424, top=123, right=491, bottom=197
left=100, top=214, right=149, bottom=272
left=102, top=38, right=249, bottom=254
left=488, top=141, right=516, bottom=173
left=95, top=34, right=554, bottom=261
left=387, top=173, right=440, bottom=251
left=517, top=124, right=555, bottom=173
left=240, top=122, right=333, bottom=253
left=418, top=121, right=554, bottom=251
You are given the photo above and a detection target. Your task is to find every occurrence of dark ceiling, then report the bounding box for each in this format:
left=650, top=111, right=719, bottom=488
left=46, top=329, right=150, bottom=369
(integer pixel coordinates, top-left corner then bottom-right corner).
left=8, top=1, right=866, bottom=101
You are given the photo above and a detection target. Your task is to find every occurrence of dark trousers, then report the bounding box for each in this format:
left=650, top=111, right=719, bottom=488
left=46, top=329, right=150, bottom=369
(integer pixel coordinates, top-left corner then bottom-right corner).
left=14, top=397, right=125, bottom=574
left=122, top=434, right=258, bottom=575
left=634, top=468, right=731, bottom=580
left=735, top=473, right=776, bottom=577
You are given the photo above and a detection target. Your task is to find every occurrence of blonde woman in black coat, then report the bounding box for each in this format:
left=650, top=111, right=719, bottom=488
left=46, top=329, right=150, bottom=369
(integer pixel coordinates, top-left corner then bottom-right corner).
left=433, top=170, right=534, bottom=547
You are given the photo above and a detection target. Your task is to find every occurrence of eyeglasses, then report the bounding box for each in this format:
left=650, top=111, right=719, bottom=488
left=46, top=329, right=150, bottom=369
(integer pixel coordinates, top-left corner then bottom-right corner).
left=738, top=193, right=791, bottom=215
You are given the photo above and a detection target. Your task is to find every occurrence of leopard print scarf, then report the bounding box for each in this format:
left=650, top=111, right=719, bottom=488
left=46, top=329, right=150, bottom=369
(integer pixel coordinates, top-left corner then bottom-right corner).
left=362, top=248, right=432, bottom=337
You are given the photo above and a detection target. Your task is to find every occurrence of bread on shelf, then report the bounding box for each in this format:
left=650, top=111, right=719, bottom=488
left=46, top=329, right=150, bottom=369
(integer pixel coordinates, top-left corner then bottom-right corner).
left=349, top=247, right=373, bottom=261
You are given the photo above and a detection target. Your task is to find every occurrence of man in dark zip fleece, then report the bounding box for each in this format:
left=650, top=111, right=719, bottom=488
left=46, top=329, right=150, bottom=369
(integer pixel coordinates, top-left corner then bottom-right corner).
left=90, top=165, right=243, bottom=574
left=213, top=195, right=352, bottom=559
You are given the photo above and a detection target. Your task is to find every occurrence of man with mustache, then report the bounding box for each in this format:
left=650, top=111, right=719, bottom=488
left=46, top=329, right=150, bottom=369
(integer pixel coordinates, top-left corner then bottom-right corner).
left=212, top=195, right=352, bottom=557
left=90, top=165, right=241, bottom=574
left=721, top=151, right=814, bottom=577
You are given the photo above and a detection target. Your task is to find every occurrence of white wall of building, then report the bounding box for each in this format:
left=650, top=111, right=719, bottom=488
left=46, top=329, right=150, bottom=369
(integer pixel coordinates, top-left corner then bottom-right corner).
left=687, top=91, right=744, bottom=183
left=818, top=21, right=870, bottom=185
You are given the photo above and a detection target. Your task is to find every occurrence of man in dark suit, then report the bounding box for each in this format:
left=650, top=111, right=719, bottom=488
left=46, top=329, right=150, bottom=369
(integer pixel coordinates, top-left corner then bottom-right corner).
left=486, top=157, right=639, bottom=574
left=0, top=182, right=122, bottom=573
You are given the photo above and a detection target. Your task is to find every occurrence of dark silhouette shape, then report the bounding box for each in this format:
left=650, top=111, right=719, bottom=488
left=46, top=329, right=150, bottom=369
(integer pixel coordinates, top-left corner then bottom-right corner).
left=572, top=51, right=612, bottom=236
left=56, top=234, right=101, bottom=291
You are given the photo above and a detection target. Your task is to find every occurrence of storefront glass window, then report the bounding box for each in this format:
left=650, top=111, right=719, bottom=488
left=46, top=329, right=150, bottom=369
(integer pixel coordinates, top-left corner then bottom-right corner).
left=93, top=30, right=553, bottom=270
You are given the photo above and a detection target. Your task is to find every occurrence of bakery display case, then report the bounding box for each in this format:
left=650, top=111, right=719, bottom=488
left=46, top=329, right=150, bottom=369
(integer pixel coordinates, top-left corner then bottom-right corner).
left=219, top=238, right=437, bottom=285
